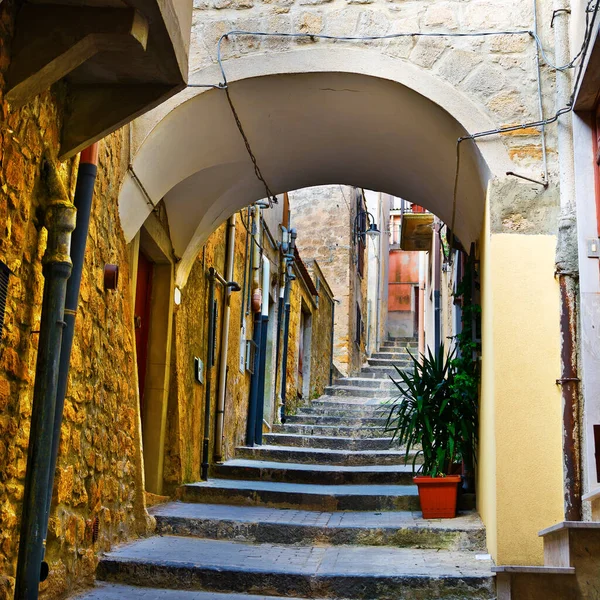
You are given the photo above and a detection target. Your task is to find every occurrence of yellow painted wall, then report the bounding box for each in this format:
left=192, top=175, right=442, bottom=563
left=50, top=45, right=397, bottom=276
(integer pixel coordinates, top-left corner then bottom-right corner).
left=478, top=203, right=565, bottom=564
left=477, top=200, right=498, bottom=560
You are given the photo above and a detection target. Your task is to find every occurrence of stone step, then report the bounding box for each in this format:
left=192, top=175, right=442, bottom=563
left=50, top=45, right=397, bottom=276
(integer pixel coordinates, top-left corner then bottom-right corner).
left=323, top=385, right=395, bottom=398
left=151, top=502, right=487, bottom=551
left=271, top=423, right=388, bottom=438
left=74, top=584, right=317, bottom=600
left=263, top=433, right=393, bottom=450
left=235, top=445, right=418, bottom=466
left=298, top=406, right=388, bottom=418
left=334, top=377, right=397, bottom=389
left=370, top=352, right=412, bottom=360
left=312, top=395, right=389, bottom=406
left=285, top=414, right=388, bottom=427
left=340, top=370, right=395, bottom=380
left=360, top=365, right=406, bottom=376
left=179, top=479, right=420, bottom=511
left=368, top=357, right=412, bottom=367
left=381, top=341, right=418, bottom=348
left=97, top=537, right=495, bottom=599
left=211, top=459, right=414, bottom=485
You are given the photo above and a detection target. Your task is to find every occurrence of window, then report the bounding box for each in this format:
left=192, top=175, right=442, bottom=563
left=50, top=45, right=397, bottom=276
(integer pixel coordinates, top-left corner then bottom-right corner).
left=355, top=303, right=362, bottom=345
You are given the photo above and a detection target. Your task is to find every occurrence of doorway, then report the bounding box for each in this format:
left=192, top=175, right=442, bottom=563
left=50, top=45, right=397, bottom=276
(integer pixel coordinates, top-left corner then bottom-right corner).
left=132, top=218, right=175, bottom=495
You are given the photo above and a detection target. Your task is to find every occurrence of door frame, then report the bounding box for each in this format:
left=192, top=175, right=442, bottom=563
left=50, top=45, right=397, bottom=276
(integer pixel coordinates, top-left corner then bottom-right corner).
left=129, top=212, right=175, bottom=495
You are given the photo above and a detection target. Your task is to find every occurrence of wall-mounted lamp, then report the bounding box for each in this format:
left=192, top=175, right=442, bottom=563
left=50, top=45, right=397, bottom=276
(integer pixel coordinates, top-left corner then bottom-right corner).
left=353, top=211, right=380, bottom=244
left=174, top=286, right=182, bottom=306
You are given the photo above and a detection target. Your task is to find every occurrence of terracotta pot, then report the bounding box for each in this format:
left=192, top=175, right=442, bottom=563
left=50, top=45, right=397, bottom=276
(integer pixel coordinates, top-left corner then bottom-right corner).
left=413, top=475, right=461, bottom=519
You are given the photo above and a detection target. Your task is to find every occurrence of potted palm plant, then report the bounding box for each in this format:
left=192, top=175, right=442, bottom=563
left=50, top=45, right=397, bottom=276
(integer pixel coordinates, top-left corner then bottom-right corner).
left=385, top=344, right=478, bottom=519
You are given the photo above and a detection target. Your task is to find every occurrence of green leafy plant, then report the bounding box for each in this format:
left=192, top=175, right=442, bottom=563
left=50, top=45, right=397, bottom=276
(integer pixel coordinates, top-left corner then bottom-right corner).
left=385, top=345, right=458, bottom=477
left=449, top=253, right=481, bottom=474
left=385, top=254, right=481, bottom=478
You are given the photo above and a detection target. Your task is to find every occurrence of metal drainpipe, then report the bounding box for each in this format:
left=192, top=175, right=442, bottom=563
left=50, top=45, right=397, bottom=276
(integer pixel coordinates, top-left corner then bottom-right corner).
left=273, top=276, right=285, bottom=419
left=279, top=265, right=292, bottom=424
left=553, top=1, right=582, bottom=522
left=246, top=208, right=263, bottom=446
left=433, top=219, right=442, bottom=352
left=201, top=268, right=217, bottom=481
left=418, top=252, right=426, bottom=359
left=41, top=143, right=99, bottom=573
left=254, top=256, right=270, bottom=445
left=214, top=215, right=236, bottom=462
left=15, top=159, right=77, bottom=599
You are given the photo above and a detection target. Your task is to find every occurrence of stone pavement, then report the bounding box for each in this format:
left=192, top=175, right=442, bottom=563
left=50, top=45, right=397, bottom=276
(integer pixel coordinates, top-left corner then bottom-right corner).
left=74, top=338, right=495, bottom=599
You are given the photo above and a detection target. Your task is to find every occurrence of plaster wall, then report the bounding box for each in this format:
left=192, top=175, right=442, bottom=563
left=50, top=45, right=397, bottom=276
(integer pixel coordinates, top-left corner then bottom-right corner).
left=478, top=227, right=564, bottom=565
left=573, top=112, right=600, bottom=508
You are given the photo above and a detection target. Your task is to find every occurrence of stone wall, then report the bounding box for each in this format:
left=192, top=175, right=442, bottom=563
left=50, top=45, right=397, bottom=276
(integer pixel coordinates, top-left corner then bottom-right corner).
left=189, top=0, right=557, bottom=186
left=290, top=185, right=366, bottom=376
left=165, top=216, right=253, bottom=492
left=306, top=261, right=335, bottom=396
left=0, top=2, right=146, bottom=596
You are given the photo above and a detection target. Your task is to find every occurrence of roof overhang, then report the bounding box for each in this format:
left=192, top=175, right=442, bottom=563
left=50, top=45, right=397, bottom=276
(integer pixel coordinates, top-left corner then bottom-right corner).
left=7, top=0, right=192, bottom=158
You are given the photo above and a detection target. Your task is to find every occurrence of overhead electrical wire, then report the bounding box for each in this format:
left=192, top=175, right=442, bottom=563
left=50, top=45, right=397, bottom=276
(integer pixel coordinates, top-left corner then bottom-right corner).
left=185, top=0, right=600, bottom=249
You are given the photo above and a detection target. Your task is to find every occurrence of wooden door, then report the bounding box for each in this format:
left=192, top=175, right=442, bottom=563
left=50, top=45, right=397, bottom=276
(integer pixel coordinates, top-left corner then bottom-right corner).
left=135, top=251, right=154, bottom=413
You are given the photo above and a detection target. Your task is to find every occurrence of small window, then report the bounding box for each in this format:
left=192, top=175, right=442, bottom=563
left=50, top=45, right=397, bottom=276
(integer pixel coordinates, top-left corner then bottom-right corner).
left=355, top=303, right=362, bottom=345
left=0, top=262, right=10, bottom=341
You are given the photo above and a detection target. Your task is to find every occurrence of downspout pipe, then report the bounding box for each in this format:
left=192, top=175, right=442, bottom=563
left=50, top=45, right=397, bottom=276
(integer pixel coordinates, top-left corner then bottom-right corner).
left=433, top=219, right=442, bottom=352
left=15, top=159, right=77, bottom=599
left=273, top=279, right=285, bottom=418
left=418, top=252, right=426, bottom=360
left=201, top=268, right=217, bottom=481
left=214, top=215, right=236, bottom=462
left=43, top=143, right=99, bottom=566
left=255, top=256, right=270, bottom=445
left=202, top=267, right=241, bottom=479
left=246, top=208, right=263, bottom=446
left=553, top=1, right=582, bottom=522
left=280, top=266, right=292, bottom=424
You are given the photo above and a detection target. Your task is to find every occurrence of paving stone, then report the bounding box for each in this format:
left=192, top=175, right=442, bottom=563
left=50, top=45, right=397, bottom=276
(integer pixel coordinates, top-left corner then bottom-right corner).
left=234, top=445, right=416, bottom=466
left=74, top=584, right=313, bottom=600
left=270, top=423, right=389, bottom=438
left=97, top=537, right=495, bottom=599
left=263, top=433, right=393, bottom=449
left=211, top=458, right=414, bottom=484
left=180, top=478, right=420, bottom=511
left=285, top=414, right=388, bottom=426
left=151, top=502, right=487, bottom=550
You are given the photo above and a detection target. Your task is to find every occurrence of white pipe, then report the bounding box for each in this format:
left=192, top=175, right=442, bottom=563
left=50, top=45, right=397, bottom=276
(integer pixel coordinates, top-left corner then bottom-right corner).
left=214, top=214, right=236, bottom=461
left=262, top=256, right=270, bottom=317
left=418, top=251, right=426, bottom=360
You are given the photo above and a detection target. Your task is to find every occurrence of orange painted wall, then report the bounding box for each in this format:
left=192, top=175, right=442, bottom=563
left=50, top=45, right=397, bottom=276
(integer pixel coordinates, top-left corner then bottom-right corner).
left=388, top=250, right=419, bottom=312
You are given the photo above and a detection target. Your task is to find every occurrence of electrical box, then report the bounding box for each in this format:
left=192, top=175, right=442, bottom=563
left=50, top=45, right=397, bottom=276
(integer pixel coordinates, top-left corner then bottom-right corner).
left=194, top=357, right=204, bottom=384
left=587, top=238, right=600, bottom=258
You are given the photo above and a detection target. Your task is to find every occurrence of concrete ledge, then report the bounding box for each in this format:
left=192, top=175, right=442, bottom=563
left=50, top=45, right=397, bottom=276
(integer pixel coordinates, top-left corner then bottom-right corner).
left=492, top=566, right=575, bottom=575
left=539, top=520, right=600, bottom=537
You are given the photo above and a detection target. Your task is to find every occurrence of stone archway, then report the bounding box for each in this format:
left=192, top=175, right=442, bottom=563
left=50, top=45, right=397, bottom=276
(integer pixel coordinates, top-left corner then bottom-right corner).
left=119, top=47, right=513, bottom=288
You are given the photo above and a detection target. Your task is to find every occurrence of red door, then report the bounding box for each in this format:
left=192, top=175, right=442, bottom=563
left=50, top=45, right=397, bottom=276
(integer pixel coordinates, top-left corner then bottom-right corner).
left=135, top=251, right=153, bottom=414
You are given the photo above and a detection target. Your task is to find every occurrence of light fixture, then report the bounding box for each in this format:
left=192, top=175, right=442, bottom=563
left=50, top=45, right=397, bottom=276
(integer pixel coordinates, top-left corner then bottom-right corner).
left=174, top=286, right=182, bottom=305
left=353, top=210, right=380, bottom=244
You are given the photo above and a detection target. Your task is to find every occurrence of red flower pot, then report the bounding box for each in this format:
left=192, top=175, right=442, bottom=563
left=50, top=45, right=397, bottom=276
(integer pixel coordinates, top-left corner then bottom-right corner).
left=413, top=475, right=461, bottom=519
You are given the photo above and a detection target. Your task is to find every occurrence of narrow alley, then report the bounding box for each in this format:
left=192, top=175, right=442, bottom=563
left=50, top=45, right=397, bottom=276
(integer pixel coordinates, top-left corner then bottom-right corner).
left=77, top=338, right=493, bottom=600
left=3, top=1, right=600, bottom=600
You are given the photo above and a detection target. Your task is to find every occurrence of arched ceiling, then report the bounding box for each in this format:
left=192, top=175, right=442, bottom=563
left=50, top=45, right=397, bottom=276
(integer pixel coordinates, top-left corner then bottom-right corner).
left=120, top=49, right=513, bottom=287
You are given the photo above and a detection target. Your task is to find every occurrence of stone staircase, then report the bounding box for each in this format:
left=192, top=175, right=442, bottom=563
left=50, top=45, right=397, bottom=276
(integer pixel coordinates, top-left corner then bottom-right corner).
left=75, top=337, right=495, bottom=600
